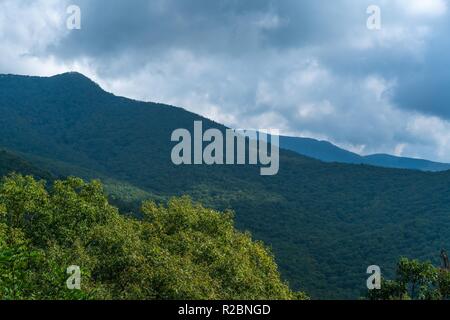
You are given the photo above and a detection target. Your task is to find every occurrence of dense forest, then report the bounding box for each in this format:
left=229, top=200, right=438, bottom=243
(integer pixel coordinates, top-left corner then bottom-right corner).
left=1, top=73, right=450, bottom=299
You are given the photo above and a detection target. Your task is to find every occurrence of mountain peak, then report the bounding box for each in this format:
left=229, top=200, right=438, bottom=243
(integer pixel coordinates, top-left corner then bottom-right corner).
left=0, top=71, right=99, bottom=87
left=48, top=71, right=105, bottom=93
left=51, top=71, right=89, bottom=79
left=50, top=71, right=98, bottom=85
left=0, top=71, right=89, bottom=81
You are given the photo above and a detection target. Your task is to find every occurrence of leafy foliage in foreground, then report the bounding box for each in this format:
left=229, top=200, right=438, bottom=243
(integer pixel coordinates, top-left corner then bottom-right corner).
left=0, top=174, right=306, bottom=300
left=367, top=257, right=450, bottom=300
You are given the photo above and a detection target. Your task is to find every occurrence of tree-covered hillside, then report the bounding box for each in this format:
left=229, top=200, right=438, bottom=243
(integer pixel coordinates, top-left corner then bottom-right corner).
left=0, top=150, right=53, bottom=181
left=1, top=73, right=450, bottom=299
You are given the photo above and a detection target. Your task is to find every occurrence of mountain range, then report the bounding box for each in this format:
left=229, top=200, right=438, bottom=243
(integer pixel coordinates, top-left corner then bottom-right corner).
left=280, top=136, right=450, bottom=172
left=1, top=72, right=450, bottom=299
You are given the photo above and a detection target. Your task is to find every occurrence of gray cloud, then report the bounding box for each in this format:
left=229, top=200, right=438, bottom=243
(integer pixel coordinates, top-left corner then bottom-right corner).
left=393, top=25, right=450, bottom=118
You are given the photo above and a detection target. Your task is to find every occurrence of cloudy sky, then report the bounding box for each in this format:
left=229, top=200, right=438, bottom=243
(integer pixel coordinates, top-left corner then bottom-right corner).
left=1, top=0, right=450, bottom=161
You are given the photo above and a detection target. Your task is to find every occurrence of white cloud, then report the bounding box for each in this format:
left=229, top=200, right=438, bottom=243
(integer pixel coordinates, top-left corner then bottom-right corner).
left=399, top=0, right=448, bottom=17
left=394, top=143, right=406, bottom=156
left=0, top=0, right=69, bottom=75
left=405, top=115, right=450, bottom=161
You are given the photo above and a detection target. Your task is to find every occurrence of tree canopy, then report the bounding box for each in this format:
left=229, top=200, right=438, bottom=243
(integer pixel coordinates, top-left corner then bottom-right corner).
left=367, top=257, right=450, bottom=300
left=0, top=174, right=307, bottom=300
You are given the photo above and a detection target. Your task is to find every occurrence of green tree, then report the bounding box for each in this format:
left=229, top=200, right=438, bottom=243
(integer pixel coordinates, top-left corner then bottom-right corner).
left=367, top=257, right=450, bottom=300
left=0, top=174, right=307, bottom=300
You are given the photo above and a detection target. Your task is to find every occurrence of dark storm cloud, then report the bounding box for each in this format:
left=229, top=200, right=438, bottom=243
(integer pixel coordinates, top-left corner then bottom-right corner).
left=49, top=0, right=278, bottom=60
left=49, top=0, right=376, bottom=62
left=48, top=0, right=450, bottom=118
left=393, top=23, right=450, bottom=118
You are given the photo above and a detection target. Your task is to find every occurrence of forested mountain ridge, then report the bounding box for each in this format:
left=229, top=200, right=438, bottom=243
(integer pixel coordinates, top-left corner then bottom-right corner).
left=280, top=136, right=450, bottom=172
left=1, top=72, right=450, bottom=299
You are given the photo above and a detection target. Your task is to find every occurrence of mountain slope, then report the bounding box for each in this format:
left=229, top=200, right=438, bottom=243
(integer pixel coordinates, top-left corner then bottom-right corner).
left=280, top=135, right=450, bottom=172
left=1, top=72, right=450, bottom=299
left=0, top=149, right=53, bottom=180
left=363, top=154, right=450, bottom=172
left=280, top=136, right=362, bottom=163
